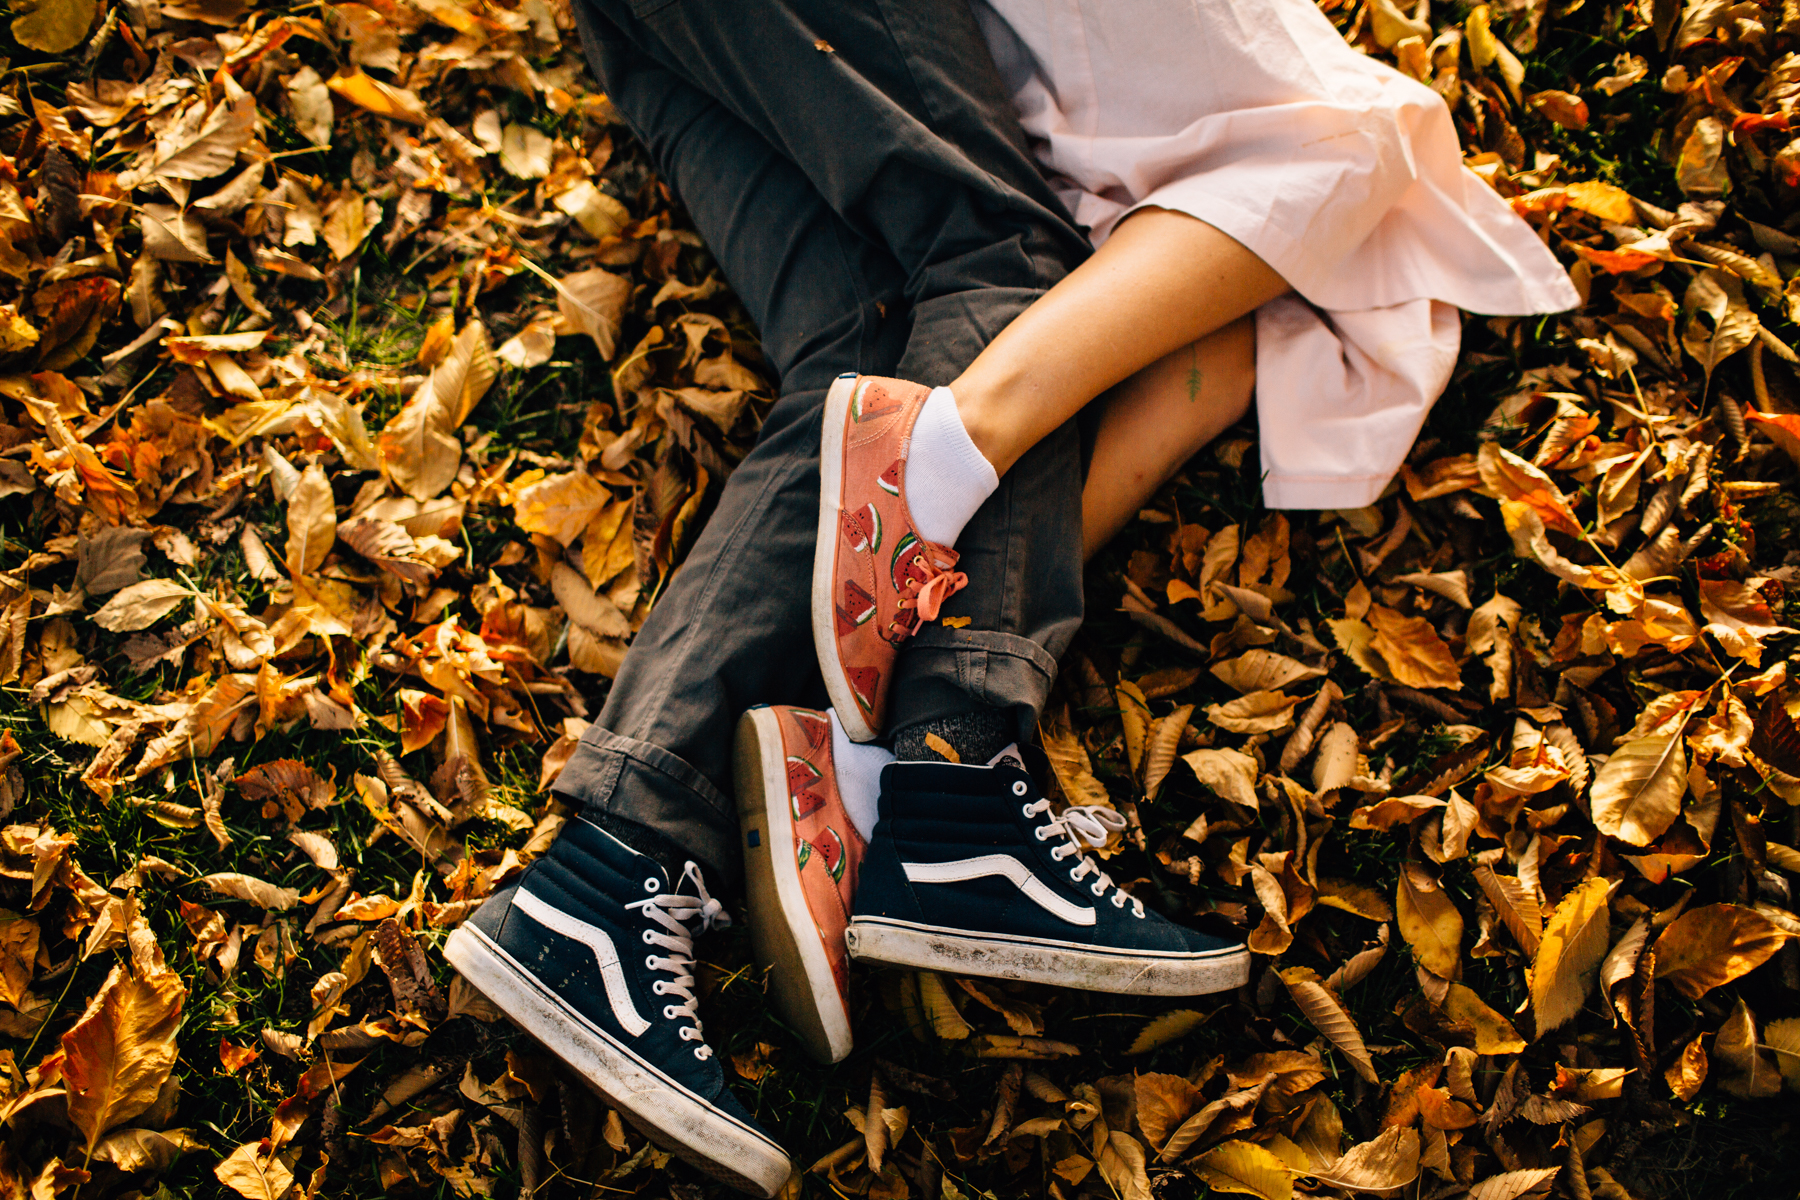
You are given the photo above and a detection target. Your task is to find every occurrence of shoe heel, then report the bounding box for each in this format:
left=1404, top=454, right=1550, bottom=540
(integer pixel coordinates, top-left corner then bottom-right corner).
left=733, top=710, right=854, bottom=1064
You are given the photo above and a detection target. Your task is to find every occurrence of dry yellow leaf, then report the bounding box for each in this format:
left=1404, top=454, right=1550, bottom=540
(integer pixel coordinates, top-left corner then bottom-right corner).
left=325, top=67, right=428, bottom=124
left=11, top=0, right=99, bottom=52
left=1396, top=862, right=1463, bottom=980
left=1442, top=983, right=1526, bottom=1054
left=1194, top=1139, right=1293, bottom=1200
left=1311, top=1126, right=1420, bottom=1191
left=1651, top=904, right=1789, bottom=999
left=1764, top=1017, right=1800, bottom=1091
left=1590, top=732, right=1687, bottom=846
left=284, top=463, right=336, bottom=578
left=1665, top=1034, right=1707, bottom=1100
left=216, top=1139, right=296, bottom=1200
left=1128, top=1008, right=1206, bottom=1055
left=1368, top=605, right=1463, bottom=691
left=1530, top=877, right=1614, bottom=1034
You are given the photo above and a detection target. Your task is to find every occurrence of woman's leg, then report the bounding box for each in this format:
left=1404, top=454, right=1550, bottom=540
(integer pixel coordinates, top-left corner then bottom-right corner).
left=949, top=208, right=1286, bottom=475
left=1080, top=315, right=1257, bottom=558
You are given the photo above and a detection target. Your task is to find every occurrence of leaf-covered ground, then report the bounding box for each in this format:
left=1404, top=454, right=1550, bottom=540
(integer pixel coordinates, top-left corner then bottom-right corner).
left=0, top=0, right=1795, bottom=1197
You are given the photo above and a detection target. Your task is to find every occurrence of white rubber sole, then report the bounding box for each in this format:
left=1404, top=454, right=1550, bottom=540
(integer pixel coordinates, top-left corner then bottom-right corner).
left=844, top=917, right=1251, bottom=996
left=812, top=373, right=878, bottom=742
left=443, top=924, right=792, bottom=1197
left=733, top=709, right=855, bottom=1065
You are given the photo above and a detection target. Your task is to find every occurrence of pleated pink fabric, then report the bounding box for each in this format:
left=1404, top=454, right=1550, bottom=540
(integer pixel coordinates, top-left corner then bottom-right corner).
left=974, top=0, right=1580, bottom=508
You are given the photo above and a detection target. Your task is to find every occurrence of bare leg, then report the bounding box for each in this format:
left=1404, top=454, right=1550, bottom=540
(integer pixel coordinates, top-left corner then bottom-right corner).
left=1081, top=315, right=1256, bottom=560
left=949, top=208, right=1286, bottom=475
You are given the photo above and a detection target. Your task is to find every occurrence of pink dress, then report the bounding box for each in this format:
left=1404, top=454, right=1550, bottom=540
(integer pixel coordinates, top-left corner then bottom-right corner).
left=974, top=0, right=1580, bottom=509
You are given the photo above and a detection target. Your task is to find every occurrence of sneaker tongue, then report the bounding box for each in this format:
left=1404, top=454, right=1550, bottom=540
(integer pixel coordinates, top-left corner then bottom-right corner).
left=986, top=743, right=1026, bottom=770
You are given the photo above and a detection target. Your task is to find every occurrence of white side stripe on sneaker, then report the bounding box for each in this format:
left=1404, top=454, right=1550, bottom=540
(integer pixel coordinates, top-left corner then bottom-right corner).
left=902, top=854, right=1096, bottom=926
left=512, top=889, right=652, bottom=1037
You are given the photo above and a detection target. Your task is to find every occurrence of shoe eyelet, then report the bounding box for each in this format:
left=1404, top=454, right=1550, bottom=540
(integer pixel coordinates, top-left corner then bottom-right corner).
left=664, top=1005, right=681, bottom=1019
left=1034, top=827, right=1050, bottom=840
left=1069, top=867, right=1081, bottom=881
left=644, top=878, right=661, bottom=893
left=642, top=930, right=656, bottom=944
left=1012, top=781, right=1029, bottom=797
left=645, top=955, right=658, bottom=969
left=652, top=981, right=667, bottom=995
left=694, top=1048, right=707, bottom=1060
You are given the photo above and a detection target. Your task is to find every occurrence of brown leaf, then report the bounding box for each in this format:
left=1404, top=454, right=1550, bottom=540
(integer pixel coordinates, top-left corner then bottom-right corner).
left=1714, top=997, right=1781, bottom=1097
left=1651, top=904, right=1789, bottom=999
left=378, top=321, right=496, bottom=501
left=325, top=67, right=427, bottom=124
left=1468, top=1168, right=1561, bottom=1200
left=215, top=1140, right=296, bottom=1200
left=1665, top=1034, right=1707, bottom=1100
left=556, top=268, right=632, bottom=360
left=1590, top=732, right=1687, bottom=846
left=1280, top=967, right=1377, bottom=1082
left=1369, top=605, right=1463, bottom=691
left=1442, top=983, right=1526, bottom=1054
left=1311, top=1126, right=1420, bottom=1191
left=200, top=873, right=301, bottom=911
left=92, top=580, right=189, bottom=632
left=11, top=0, right=98, bottom=51
left=1135, top=1073, right=1204, bottom=1153
left=62, top=963, right=186, bottom=1151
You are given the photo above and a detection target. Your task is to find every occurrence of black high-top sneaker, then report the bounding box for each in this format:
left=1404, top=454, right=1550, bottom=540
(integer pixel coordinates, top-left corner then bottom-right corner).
left=444, top=819, right=791, bottom=1197
left=845, top=756, right=1250, bottom=994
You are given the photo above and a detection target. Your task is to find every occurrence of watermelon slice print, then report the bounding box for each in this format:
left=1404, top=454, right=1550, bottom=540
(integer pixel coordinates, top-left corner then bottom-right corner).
left=841, top=502, right=881, bottom=552
left=795, top=839, right=813, bottom=871
left=836, top=581, right=876, bottom=635
left=851, top=380, right=901, bottom=422
left=792, top=788, right=826, bottom=821
left=878, top=460, right=901, bottom=496
left=816, top=827, right=848, bottom=883
left=847, top=666, right=879, bottom=714
left=789, top=708, right=830, bottom=752
left=787, top=755, right=826, bottom=819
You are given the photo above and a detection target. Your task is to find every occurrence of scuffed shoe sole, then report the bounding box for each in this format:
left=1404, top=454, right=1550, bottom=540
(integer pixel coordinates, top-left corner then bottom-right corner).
left=844, top=917, right=1251, bottom=996
left=734, top=708, right=855, bottom=1064
left=444, top=924, right=792, bottom=1197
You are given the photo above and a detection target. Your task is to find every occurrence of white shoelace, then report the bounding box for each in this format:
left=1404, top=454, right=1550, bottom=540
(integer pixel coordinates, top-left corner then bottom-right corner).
left=625, top=861, right=730, bottom=1060
left=1025, top=799, right=1145, bottom=918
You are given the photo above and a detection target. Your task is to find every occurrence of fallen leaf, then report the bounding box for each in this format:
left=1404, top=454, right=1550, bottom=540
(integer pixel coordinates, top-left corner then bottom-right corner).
left=61, top=963, right=186, bottom=1152
left=1396, top=862, right=1463, bottom=980
left=1651, top=904, right=1788, bottom=999
left=1590, top=732, right=1687, bottom=846
left=1530, top=878, right=1613, bottom=1033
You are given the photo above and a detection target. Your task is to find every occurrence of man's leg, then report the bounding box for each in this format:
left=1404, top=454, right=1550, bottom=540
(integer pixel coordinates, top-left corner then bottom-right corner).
left=558, top=0, right=1091, bottom=886
left=601, top=0, right=1092, bottom=756
left=552, top=40, right=912, bottom=888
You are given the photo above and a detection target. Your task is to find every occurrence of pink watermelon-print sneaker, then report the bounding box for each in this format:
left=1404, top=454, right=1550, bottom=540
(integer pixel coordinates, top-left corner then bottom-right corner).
left=813, top=373, right=968, bottom=742
left=733, top=705, right=867, bottom=1064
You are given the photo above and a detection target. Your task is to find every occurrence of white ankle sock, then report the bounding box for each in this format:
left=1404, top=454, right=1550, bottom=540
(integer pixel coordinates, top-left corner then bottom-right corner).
left=903, top=386, right=999, bottom=547
left=831, top=708, right=892, bottom=842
